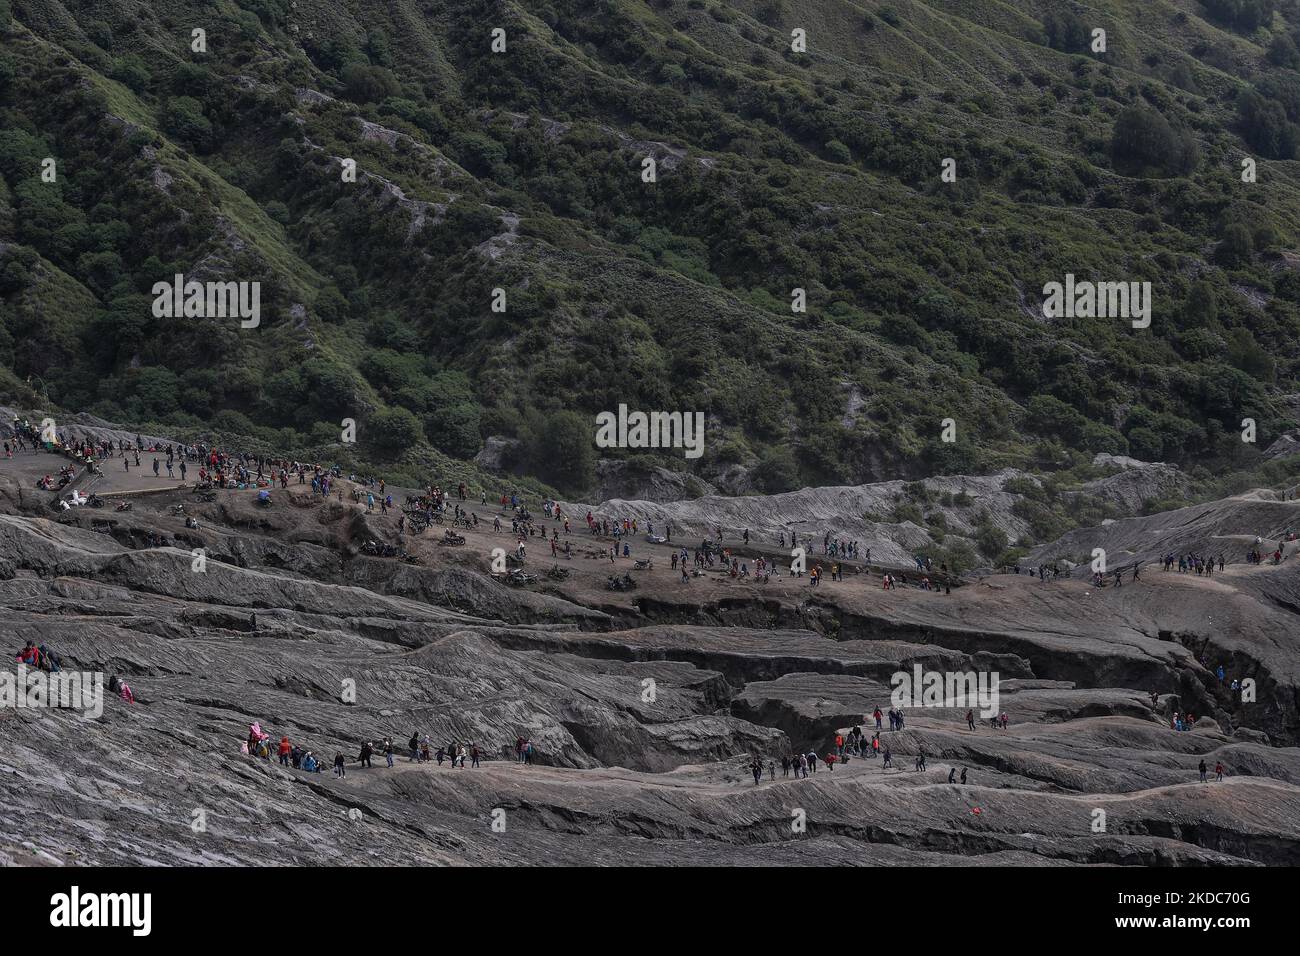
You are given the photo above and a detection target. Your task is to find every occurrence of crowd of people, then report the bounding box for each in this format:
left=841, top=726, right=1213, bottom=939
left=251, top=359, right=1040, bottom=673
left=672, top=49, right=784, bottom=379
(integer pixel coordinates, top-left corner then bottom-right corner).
left=1162, top=552, right=1226, bottom=574
left=242, top=721, right=518, bottom=776
left=747, top=720, right=976, bottom=784
left=7, top=414, right=1262, bottom=801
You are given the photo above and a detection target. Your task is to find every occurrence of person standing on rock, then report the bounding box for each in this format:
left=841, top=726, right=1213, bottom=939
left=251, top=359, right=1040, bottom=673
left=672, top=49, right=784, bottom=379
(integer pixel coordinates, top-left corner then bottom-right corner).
left=278, top=736, right=291, bottom=766
left=749, top=758, right=762, bottom=784
left=798, top=753, right=808, bottom=778
left=471, top=744, right=480, bottom=768
left=768, top=760, right=775, bottom=781
left=1199, top=759, right=1208, bottom=783
left=334, top=752, right=346, bottom=778
left=1215, top=761, right=1224, bottom=781
left=384, top=738, right=394, bottom=768
left=882, top=747, right=892, bottom=770
left=966, top=709, right=975, bottom=731
left=358, top=741, right=373, bottom=769
left=781, top=755, right=790, bottom=777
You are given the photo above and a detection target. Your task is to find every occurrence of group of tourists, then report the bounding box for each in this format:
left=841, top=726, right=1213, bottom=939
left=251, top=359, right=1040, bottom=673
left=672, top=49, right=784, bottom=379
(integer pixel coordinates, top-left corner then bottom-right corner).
left=14, top=639, right=61, bottom=672
left=1162, top=552, right=1225, bottom=574
left=820, top=534, right=864, bottom=560
left=749, top=720, right=982, bottom=784
left=242, top=721, right=521, bottom=777
left=1244, top=543, right=1288, bottom=565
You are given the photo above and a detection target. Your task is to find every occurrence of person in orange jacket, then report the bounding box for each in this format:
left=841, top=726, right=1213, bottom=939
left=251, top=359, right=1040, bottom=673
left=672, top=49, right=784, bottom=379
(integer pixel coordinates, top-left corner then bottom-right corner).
left=834, top=733, right=844, bottom=754
left=278, top=736, right=291, bottom=766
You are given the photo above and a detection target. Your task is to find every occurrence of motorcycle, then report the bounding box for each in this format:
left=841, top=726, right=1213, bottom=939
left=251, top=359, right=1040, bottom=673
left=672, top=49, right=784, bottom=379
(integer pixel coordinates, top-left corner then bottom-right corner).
left=114, top=501, right=133, bottom=513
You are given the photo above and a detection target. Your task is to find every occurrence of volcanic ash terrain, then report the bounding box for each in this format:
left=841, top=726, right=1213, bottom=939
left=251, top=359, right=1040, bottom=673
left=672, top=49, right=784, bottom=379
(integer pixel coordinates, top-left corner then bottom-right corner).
left=1, top=454, right=1299, bottom=866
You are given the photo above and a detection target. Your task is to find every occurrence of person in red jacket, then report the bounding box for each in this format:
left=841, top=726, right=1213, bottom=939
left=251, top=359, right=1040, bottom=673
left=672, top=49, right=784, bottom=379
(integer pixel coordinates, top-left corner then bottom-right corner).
left=15, top=641, right=40, bottom=668
left=278, top=736, right=291, bottom=766
left=824, top=752, right=837, bottom=771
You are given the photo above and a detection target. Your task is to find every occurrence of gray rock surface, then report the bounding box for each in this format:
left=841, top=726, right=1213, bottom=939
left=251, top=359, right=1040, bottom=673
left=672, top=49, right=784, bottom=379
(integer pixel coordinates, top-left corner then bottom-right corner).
left=563, top=470, right=1036, bottom=567
left=1, top=449, right=1298, bottom=866
left=1077, top=454, right=1190, bottom=512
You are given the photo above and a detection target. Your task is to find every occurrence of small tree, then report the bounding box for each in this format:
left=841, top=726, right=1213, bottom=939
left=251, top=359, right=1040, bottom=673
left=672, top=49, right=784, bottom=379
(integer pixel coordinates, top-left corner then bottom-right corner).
left=368, top=406, right=422, bottom=453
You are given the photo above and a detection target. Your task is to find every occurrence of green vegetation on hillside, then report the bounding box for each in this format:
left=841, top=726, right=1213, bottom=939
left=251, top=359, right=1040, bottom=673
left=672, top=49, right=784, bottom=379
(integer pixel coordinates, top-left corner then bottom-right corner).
left=1, top=0, right=1299, bottom=498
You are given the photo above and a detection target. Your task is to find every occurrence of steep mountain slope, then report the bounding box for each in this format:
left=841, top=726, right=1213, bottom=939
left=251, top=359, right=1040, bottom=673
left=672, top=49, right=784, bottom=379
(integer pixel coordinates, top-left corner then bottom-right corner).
left=2, top=0, right=1300, bottom=496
